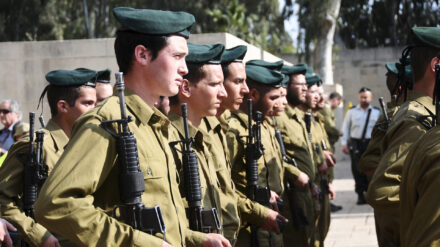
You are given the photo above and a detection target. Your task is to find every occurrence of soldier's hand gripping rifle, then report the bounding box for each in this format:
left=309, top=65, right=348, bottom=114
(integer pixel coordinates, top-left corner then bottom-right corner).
left=273, top=117, right=309, bottom=228
left=169, top=103, right=221, bottom=233
left=100, top=72, right=166, bottom=238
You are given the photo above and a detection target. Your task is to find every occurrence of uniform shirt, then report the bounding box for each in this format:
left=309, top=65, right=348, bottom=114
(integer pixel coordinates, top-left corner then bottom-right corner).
left=168, top=113, right=223, bottom=233
left=275, top=105, right=317, bottom=246
left=341, top=104, right=381, bottom=145
left=358, top=100, right=401, bottom=175
left=34, top=90, right=206, bottom=247
left=319, top=104, right=340, bottom=148
left=276, top=105, right=314, bottom=181
left=0, top=119, right=68, bottom=246
left=365, top=91, right=435, bottom=246
left=227, top=110, right=285, bottom=246
left=400, top=125, right=440, bottom=247
left=203, top=115, right=269, bottom=230
left=0, top=121, right=19, bottom=152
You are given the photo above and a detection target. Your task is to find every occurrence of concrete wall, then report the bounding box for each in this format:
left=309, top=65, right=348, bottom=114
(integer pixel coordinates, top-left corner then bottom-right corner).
left=0, top=33, right=288, bottom=127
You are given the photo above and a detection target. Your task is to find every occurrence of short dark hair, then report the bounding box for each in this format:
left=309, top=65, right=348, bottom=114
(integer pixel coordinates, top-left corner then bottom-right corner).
left=359, top=87, right=371, bottom=93
left=411, top=46, right=440, bottom=83
left=114, top=31, right=169, bottom=74
left=221, top=63, right=231, bottom=80
left=329, top=92, right=342, bottom=100
left=245, top=77, right=271, bottom=99
left=47, top=85, right=86, bottom=116
left=169, top=63, right=206, bottom=105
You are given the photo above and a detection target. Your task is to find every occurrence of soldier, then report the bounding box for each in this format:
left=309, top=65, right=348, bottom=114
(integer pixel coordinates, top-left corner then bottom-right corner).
left=207, top=46, right=290, bottom=244
left=227, top=60, right=291, bottom=247
left=167, top=43, right=231, bottom=245
left=311, top=79, right=336, bottom=246
left=34, top=7, right=227, bottom=247
left=276, top=64, right=315, bottom=246
left=395, top=27, right=440, bottom=247
left=367, top=27, right=438, bottom=247
left=358, top=62, right=412, bottom=179
left=319, top=92, right=342, bottom=153
left=342, top=87, right=380, bottom=204
left=95, top=69, right=113, bottom=104
left=0, top=68, right=98, bottom=246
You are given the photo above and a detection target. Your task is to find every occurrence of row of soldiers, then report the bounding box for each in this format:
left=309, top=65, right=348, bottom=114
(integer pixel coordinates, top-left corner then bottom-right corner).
left=356, top=26, right=440, bottom=247
left=0, top=7, right=340, bottom=247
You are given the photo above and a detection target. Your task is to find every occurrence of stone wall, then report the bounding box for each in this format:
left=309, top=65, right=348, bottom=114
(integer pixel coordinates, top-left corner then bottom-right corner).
left=0, top=33, right=287, bottom=126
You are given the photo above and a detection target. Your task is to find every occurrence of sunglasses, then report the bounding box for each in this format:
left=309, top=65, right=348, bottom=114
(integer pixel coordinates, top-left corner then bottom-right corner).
left=0, top=109, right=11, bottom=114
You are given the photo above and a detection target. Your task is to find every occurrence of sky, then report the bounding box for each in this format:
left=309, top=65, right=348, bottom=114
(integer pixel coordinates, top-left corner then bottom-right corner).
left=279, top=0, right=299, bottom=47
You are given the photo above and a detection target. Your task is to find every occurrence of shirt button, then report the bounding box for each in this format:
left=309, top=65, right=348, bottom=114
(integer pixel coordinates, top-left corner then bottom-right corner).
left=147, top=168, right=152, bottom=175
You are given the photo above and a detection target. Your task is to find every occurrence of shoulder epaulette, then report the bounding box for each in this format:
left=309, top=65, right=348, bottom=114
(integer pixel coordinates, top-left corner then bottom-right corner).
left=416, top=114, right=435, bottom=130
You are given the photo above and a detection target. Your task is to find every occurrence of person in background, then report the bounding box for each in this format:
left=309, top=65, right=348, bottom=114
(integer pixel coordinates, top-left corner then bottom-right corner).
left=0, top=99, right=22, bottom=155
left=95, top=69, right=113, bottom=104
left=341, top=87, right=380, bottom=205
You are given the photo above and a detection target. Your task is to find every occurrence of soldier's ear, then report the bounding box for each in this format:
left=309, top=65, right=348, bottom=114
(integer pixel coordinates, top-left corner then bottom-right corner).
left=249, top=88, right=259, bottom=102
left=180, top=79, right=191, bottom=98
left=57, top=100, right=69, bottom=114
left=134, top=45, right=151, bottom=66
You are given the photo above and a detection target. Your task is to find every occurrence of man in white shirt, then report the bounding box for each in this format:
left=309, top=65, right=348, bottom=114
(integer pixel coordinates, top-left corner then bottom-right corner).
left=341, top=87, right=380, bottom=204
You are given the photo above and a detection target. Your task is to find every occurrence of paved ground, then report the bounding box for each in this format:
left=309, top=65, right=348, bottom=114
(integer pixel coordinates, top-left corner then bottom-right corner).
left=324, top=159, right=378, bottom=247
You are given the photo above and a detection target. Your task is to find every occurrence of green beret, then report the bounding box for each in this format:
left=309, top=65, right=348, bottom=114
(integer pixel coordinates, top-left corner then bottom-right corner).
left=45, top=68, right=97, bottom=87
left=281, top=75, right=289, bottom=88
left=246, top=62, right=285, bottom=87
left=97, top=69, right=111, bottom=83
left=186, top=43, right=225, bottom=64
left=246, top=60, right=284, bottom=71
left=412, top=27, right=440, bottom=49
left=221, top=45, right=247, bottom=64
left=385, top=62, right=398, bottom=75
left=395, top=62, right=413, bottom=81
left=113, top=7, right=195, bottom=38
left=306, top=74, right=322, bottom=88
left=281, top=64, right=307, bottom=76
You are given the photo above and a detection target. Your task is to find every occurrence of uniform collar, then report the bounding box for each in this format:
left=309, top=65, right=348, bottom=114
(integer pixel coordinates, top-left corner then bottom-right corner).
left=124, top=88, right=169, bottom=127
left=407, top=90, right=434, bottom=109
left=202, top=116, right=223, bottom=134
left=45, top=119, right=69, bottom=151
left=168, top=112, right=204, bottom=143
left=231, top=110, right=249, bottom=128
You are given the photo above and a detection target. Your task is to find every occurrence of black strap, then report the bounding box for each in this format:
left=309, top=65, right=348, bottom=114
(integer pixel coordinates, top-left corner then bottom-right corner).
left=361, top=108, right=372, bottom=141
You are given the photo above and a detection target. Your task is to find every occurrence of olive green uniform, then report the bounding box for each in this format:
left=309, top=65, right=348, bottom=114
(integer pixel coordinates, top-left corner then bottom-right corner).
left=200, top=116, right=270, bottom=244
left=227, top=110, right=287, bottom=247
left=400, top=125, right=440, bottom=247
left=366, top=91, right=435, bottom=247
left=0, top=120, right=68, bottom=246
left=276, top=105, right=317, bottom=247
left=34, top=90, right=206, bottom=246
left=358, top=100, right=401, bottom=178
left=311, top=112, right=333, bottom=247
left=319, top=105, right=340, bottom=152
left=168, top=113, right=223, bottom=236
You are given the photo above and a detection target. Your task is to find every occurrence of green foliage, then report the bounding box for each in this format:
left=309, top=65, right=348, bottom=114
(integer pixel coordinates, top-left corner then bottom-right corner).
left=339, top=0, right=439, bottom=48
left=0, top=0, right=295, bottom=55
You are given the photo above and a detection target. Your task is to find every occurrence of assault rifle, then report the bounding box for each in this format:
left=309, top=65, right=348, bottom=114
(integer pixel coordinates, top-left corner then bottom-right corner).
left=17, top=112, right=47, bottom=247
left=169, top=104, right=221, bottom=233
left=273, top=117, right=309, bottom=228
left=100, top=72, right=166, bottom=238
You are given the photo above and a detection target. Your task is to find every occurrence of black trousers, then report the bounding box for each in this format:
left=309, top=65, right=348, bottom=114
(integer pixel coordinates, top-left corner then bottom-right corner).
left=349, top=138, right=370, bottom=195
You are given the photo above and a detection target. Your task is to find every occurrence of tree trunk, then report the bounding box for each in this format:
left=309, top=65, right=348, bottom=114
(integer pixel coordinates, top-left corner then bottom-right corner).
left=83, top=0, right=93, bottom=39
left=315, top=0, right=340, bottom=85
